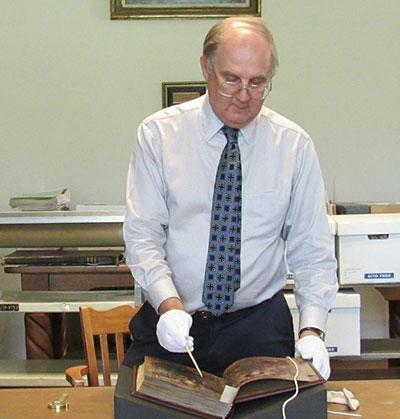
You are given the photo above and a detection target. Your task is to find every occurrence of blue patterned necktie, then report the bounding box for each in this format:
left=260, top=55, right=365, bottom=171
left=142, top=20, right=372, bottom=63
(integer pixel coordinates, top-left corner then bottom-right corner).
left=202, top=125, right=242, bottom=316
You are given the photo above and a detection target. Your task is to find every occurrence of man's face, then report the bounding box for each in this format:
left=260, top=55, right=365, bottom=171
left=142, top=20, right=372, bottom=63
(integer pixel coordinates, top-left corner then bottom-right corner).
left=200, top=29, right=272, bottom=129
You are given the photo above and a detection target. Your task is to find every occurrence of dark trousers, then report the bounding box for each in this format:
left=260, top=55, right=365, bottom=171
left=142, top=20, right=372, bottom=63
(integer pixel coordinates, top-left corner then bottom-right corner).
left=123, top=290, right=294, bottom=377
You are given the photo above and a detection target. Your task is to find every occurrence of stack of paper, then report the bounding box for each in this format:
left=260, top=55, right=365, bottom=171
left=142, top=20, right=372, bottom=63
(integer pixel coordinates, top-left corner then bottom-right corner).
left=9, top=188, right=71, bottom=211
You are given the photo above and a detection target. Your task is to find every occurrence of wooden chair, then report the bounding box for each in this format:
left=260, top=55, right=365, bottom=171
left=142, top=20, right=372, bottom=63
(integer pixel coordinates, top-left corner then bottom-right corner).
left=65, top=304, right=142, bottom=387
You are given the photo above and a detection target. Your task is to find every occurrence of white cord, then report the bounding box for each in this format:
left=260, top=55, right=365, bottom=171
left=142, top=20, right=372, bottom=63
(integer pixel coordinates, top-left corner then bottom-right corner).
left=281, top=356, right=299, bottom=419
left=327, top=410, right=362, bottom=417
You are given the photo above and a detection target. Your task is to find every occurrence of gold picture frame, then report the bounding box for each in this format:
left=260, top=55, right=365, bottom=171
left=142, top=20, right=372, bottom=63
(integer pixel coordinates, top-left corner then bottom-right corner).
left=111, top=0, right=260, bottom=20
left=162, top=82, right=207, bottom=108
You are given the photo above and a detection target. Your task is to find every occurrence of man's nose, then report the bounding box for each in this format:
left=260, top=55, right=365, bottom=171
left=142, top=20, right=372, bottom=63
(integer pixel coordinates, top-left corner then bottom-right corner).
left=236, top=85, right=251, bottom=101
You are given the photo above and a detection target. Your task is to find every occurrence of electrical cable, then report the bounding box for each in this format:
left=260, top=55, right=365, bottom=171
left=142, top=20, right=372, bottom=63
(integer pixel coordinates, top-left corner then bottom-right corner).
left=281, top=356, right=299, bottom=419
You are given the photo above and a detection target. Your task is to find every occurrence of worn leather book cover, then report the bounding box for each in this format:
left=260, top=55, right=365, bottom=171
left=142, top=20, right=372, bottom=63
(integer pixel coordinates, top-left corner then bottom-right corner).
left=131, top=356, right=325, bottom=419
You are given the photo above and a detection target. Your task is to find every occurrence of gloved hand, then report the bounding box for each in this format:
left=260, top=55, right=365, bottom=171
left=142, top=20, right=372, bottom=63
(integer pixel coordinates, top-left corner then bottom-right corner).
left=156, top=309, right=194, bottom=353
left=295, top=335, right=330, bottom=380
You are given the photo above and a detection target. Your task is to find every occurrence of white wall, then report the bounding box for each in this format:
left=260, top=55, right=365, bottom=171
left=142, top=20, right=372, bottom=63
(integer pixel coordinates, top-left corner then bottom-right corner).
left=1, top=1, right=399, bottom=209
left=0, top=1, right=399, bottom=357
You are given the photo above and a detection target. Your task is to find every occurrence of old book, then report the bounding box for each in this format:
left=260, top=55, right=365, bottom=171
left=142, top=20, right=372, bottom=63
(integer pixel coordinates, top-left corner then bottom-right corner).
left=2, top=249, right=124, bottom=266
left=131, top=356, right=324, bottom=419
left=9, top=188, right=71, bottom=211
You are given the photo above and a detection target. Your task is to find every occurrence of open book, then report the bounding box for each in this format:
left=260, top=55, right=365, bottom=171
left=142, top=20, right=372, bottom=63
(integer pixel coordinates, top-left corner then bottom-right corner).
left=131, top=356, right=325, bottom=419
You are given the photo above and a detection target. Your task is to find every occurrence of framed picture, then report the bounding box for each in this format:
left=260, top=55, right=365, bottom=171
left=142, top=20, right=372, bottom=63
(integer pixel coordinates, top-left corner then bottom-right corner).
left=111, top=0, right=260, bottom=19
left=162, top=82, right=207, bottom=108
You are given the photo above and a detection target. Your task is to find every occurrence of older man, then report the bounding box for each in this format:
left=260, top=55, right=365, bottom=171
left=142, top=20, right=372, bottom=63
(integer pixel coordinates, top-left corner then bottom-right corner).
left=123, top=17, right=338, bottom=380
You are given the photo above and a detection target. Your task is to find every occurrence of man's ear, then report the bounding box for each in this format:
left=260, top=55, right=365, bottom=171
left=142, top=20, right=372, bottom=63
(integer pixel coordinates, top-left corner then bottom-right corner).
left=199, top=55, right=209, bottom=81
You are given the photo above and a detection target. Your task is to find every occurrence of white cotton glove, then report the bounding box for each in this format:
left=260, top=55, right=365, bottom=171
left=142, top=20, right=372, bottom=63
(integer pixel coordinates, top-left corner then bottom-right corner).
left=295, top=335, right=331, bottom=380
left=156, top=309, right=194, bottom=353
left=327, top=388, right=360, bottom=410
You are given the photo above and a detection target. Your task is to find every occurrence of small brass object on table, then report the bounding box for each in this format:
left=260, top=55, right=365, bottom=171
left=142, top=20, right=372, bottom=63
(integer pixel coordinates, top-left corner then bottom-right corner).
left=48, top=393, right=69, bottom=412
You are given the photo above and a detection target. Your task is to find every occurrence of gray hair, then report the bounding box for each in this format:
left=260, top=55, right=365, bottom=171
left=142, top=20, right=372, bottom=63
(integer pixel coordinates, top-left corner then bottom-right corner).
left=202, top=17, right=279, bottom=78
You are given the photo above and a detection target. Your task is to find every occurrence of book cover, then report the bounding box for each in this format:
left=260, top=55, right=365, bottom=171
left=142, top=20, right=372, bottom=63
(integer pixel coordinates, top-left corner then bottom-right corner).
left=131, top=356, right=324, bottom=419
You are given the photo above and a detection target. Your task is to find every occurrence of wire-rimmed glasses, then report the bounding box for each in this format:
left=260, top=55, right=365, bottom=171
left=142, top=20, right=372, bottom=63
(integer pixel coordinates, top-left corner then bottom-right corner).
left=213, top=67, right=272, bottom=100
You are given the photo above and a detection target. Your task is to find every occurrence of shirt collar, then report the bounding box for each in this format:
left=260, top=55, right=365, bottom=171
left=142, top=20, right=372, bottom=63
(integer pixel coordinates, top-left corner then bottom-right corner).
left=201, top=94, right=224, bottom=142
left=200, top=93, right=258, bottom=145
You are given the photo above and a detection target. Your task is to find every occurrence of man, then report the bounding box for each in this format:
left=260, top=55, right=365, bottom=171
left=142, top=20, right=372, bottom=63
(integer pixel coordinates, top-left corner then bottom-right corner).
left=123, top=17, right=338, bottom=380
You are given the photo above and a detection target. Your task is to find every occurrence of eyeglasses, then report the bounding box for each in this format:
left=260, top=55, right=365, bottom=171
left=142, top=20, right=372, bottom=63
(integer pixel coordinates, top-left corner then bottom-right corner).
left=212, top=67, right=272, bottom=100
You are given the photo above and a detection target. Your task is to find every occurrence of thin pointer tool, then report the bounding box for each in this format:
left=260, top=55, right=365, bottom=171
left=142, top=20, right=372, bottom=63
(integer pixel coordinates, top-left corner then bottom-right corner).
left=185, top=345, right=203, bottom=377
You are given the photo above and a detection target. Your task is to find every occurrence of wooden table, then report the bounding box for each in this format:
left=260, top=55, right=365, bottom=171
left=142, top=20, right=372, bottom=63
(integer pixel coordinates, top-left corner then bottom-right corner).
left=0, top=380, right=398, bottom=419
left=0, top=386, right=114, bottom=419
left=326, top=379, right=400, bottom=418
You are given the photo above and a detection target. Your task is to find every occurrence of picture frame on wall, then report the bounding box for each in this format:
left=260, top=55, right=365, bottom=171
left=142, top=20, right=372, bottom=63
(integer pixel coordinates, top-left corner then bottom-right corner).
left=162, top=82, right=207, bottom=108
left=111, top=0, right=260, bottom=19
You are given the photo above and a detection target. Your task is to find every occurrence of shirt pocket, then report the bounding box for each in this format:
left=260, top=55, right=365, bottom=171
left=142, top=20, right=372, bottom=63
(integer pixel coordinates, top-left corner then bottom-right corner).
left=242, top=188, right=289, bottom=240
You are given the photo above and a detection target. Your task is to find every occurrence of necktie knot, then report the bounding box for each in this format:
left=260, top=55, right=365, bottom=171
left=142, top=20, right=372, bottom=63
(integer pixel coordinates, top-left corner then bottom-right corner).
left=222, top=125, right=239, bottom=145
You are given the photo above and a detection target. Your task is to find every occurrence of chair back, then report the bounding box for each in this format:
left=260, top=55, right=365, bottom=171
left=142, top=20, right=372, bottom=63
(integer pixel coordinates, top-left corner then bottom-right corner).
left=80, top=304, right=142, bottom=386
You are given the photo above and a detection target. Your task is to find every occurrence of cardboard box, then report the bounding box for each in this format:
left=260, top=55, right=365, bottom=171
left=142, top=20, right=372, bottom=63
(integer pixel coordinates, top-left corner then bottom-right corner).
left=284, top=289, right=361, bottom=356
left=369, top=202, right=400, bottom=214
left=334, top=214, right=400, bottom=284
left=327, top=214, right=336, bottom=237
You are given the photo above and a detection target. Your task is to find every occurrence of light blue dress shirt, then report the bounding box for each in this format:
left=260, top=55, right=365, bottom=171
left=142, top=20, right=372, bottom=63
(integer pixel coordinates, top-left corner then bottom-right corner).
left=124, top=94, right=338, bottom=333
